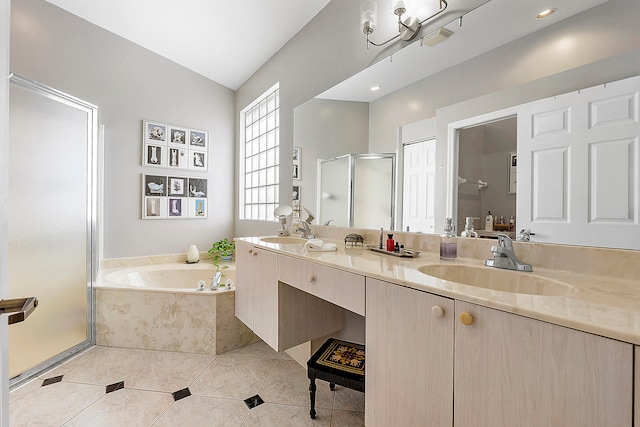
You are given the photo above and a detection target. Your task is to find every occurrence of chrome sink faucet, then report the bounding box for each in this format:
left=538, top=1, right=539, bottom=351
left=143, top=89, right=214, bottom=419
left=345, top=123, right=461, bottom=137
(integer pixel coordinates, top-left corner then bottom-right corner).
left=485, top=234, right=533, bottom=272
left=295, top=221, right=315, bottom=239
left=295, top=207, right=315, bottom=239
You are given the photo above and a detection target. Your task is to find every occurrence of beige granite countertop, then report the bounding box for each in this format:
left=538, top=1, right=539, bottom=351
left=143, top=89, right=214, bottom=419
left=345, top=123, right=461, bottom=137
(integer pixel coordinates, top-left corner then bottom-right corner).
left=237, top=235, right=640, bottom=345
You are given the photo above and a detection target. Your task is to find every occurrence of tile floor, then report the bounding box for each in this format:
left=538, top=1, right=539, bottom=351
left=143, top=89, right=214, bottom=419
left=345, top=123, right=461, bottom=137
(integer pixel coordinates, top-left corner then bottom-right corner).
left=9, top=341, right=365, bottom=426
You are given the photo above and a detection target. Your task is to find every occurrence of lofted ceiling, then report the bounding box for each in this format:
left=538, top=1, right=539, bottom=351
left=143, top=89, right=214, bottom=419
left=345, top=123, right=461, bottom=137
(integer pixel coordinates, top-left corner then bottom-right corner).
left=44, top=0, right=332, bottom=90
left=44, top=0, right=609, bottom=94
left=318, top=0, right=610, bottom=102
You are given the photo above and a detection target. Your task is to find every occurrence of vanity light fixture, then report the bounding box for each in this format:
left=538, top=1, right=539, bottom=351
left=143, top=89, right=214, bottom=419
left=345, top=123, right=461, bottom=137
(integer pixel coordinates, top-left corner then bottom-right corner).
left=536, top=8, right=557, bottom=19
left=360, top=0, right=449, bottom=48
left=421, top=27, right=452, bottom=47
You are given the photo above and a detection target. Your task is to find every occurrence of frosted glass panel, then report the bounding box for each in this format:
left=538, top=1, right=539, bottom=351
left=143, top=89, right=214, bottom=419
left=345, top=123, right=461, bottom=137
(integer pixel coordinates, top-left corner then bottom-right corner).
left=8, top=84, right=91, bottom=377
left=353, top=157, right=394, bottom=229
left=319, top=157, right=350, bottom=227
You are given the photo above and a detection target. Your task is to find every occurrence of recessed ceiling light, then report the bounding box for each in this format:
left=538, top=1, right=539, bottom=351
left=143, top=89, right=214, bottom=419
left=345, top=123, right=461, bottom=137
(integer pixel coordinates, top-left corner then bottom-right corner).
left=536, top=8, right=557, bottom=19
left=370, top=86, right=381, bottom=91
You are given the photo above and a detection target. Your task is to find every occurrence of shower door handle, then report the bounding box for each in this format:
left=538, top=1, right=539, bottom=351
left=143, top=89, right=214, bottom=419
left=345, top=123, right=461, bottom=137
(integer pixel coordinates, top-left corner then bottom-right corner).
left=0, top=297, right=39, bottom=325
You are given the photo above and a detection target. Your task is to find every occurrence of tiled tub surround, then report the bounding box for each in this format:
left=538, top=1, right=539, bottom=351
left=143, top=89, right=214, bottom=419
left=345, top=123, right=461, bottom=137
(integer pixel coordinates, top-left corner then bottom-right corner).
left=96, top=256, right=258, bottom=354
left=252, top=225, right=640, bottom=345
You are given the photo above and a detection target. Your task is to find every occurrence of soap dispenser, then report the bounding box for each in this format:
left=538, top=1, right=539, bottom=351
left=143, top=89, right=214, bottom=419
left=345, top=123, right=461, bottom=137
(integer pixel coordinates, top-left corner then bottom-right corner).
left=440, top=218, right=457, bottom=261
left=461, top=217, right=478, bottom=238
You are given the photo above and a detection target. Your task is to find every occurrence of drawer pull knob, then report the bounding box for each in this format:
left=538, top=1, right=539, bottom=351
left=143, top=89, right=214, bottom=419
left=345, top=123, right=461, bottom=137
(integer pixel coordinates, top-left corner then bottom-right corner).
left=459, top=312, right=474, bottom=326
left=307, top=275, right=315, bottom=283
left=431, top=306, right=444, bottom=318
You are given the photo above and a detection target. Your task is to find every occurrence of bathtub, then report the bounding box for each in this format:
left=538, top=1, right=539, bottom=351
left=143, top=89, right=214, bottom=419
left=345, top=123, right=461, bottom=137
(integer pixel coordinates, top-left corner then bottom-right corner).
left=95, top=260, right=257, bottom=354
left=99, top=262, right=236, bottom=292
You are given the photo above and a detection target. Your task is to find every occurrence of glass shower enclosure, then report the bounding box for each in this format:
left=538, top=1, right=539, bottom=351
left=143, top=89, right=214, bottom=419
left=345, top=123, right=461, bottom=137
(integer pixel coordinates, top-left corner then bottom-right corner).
left=8, top=75, right=98, bottom=387
left=318, top=153, right=395, bottom=229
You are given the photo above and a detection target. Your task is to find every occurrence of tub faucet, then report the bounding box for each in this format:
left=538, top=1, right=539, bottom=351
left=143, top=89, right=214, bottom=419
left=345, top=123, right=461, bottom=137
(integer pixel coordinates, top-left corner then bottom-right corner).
left=485, top=234, right=533, bottom=272
left=211, top=272, right=222, bottom=290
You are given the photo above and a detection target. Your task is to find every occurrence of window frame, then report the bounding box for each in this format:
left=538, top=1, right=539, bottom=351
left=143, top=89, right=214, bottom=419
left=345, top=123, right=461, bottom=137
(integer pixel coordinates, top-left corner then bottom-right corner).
left=238, top=82, right=280, bottom=222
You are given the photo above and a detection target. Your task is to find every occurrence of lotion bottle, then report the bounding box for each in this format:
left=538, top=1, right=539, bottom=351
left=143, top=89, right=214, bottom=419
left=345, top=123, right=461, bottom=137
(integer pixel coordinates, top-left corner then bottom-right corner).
left=440, top=218, right=457, bottom=260
left=485, top=210, right=494, bottom=231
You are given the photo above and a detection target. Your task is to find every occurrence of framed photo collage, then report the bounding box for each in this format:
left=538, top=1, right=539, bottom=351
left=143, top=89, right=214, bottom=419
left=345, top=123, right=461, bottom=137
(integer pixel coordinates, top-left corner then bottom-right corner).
left=141, top=120, right=209, bottom=219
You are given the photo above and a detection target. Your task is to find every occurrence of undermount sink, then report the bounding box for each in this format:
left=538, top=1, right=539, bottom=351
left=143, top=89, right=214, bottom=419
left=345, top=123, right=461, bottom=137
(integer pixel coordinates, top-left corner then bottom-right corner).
left=417, top=264, right=575, bottom=296
left=260, top=236, right=308, bottom=244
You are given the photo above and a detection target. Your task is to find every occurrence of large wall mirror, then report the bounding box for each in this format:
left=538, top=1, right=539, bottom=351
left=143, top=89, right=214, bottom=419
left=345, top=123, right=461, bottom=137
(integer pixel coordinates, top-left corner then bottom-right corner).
left=293, top=0, right=639, bottom=250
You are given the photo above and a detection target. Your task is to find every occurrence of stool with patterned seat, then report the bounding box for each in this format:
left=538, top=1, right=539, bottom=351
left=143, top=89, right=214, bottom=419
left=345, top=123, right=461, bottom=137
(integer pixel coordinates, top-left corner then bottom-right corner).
left=307, top=338, right=365, bottom=419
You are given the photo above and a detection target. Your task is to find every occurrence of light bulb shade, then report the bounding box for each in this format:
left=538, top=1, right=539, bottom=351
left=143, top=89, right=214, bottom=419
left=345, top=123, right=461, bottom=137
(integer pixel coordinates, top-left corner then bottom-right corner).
left=392, top=0, right=409, bottom=16
left=360, top=0, right=377, bottom=35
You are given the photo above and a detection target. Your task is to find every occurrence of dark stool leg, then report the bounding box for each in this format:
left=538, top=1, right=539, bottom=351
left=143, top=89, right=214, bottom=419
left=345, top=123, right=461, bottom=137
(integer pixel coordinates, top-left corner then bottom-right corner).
left=309, top=377, right=317, bottom=419
left=329, top=383, right=336, bottom=391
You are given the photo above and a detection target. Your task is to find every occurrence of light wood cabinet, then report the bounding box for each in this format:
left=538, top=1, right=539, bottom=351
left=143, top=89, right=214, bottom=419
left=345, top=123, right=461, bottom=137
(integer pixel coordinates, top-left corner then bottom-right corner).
left=454, top=301, right=633, bottom=427
left=235, top=244, right=347, bottom=352
left=235, top=242, right=278, bottom=349
left=278, top=255, right=365, bottom=315
left=237, top=240, right=638, bottom=424
left=365, top=278, right=454, bottom=427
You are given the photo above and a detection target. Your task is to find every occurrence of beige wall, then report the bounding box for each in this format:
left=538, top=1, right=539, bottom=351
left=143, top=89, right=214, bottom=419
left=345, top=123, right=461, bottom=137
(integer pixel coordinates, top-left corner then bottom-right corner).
left=10, top=0, right=236, bottom=258
left=293, top=98, right=369, bottom=216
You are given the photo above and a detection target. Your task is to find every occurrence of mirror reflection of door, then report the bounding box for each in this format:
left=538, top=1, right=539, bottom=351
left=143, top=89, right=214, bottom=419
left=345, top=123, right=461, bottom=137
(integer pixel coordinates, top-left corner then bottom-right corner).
left=402, top=139, right=436, bottom=233
left=457, top=117, right=517, bottom=236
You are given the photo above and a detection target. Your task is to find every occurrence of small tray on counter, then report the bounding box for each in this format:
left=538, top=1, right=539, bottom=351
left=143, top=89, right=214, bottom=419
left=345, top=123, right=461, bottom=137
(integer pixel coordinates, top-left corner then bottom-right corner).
left=367, top=245, right=421, bottom=258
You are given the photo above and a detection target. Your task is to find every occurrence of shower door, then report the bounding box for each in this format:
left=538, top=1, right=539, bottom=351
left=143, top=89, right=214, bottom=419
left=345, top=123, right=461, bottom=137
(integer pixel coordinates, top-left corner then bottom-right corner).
left=318, top=154, right=395, bottom=229
left=8, top=75, right=98, bottom=385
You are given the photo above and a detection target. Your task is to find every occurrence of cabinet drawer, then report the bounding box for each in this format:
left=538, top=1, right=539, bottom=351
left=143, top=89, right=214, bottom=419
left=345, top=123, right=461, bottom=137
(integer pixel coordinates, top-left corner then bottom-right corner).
left=278, top=255, right=365, bottom=316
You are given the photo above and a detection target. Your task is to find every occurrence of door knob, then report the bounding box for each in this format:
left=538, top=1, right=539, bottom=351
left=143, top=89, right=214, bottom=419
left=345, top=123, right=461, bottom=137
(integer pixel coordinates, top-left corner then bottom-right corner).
left=459, top=312, right=474, bottom=326
left=431, top=306, right=444, bottom=318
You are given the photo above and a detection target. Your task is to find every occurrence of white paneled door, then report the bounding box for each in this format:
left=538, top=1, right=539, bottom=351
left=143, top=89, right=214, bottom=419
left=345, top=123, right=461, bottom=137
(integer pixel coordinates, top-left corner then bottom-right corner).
left=402, top=139, right=436, bottom=234
left=517, top=75, right=640, bottom=249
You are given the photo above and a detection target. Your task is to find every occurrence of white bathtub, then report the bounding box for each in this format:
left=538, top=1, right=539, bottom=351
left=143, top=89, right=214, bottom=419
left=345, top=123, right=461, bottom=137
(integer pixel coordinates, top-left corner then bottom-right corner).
left=95, top=260, right=256, bottom=354
left=97, top=262, right=236, bottom=293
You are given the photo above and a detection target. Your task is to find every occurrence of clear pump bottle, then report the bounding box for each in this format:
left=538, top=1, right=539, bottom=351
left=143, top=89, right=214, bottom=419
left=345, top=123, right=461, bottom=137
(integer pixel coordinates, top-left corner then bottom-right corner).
left=440, top=218, right=457, bottom=260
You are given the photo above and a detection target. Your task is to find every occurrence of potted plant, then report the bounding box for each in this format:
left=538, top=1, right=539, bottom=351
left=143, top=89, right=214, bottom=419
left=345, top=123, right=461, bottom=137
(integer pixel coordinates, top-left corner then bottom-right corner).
left=208, top=237, right=235, bottom=270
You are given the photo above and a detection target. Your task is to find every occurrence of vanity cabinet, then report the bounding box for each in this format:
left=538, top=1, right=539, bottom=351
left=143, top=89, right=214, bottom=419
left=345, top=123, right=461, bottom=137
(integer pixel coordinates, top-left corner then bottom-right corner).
left=454, top=301, right=633, bottom=427
left=235, top=242, right=279, bottom=349
left=235, top=244, right=349, bottom=352
left=364, top=278, right=633, bottom=427
left=365, top=278, right=454, bottom=427
left=278, top=255, right=365, bottom=315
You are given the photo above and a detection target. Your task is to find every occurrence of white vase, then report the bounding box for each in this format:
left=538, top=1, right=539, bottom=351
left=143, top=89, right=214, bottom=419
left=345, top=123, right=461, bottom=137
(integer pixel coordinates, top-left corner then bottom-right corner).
left=187, top=245, right=200, bottom=263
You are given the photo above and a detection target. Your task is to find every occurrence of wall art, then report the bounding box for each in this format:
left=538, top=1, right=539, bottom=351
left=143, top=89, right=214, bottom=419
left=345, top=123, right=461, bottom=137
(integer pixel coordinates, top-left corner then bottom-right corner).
left=142, top=174, right=208, bottom=219
left=293, top=147, right=301, bottom=180
left=142, top=120, right=209, bottom=171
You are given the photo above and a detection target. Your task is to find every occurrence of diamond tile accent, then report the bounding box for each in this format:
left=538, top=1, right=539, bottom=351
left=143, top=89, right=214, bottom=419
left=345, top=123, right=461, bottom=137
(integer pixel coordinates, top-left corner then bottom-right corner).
left=41, top=376, right=63, bottom=387
left=105, top=381, right=124, bottom=394
left=172, top=387, right=191, bottom=401
left=243, top=394, right=264, bottom=409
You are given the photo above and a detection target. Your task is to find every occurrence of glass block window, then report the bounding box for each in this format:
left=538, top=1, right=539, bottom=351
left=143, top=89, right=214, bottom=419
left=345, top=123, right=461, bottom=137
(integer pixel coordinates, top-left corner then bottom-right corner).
left=239, top=83, right=279, bottom=221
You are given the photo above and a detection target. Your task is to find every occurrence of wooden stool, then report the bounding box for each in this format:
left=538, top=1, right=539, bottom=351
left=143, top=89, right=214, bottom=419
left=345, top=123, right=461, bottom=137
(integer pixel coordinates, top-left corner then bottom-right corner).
left=307, top=338, right=365, bottom=419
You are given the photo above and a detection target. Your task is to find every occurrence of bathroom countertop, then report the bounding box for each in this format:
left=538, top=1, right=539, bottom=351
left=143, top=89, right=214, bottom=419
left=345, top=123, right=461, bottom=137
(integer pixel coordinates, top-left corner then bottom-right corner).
left=237, top=236, right=640, bottom=345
